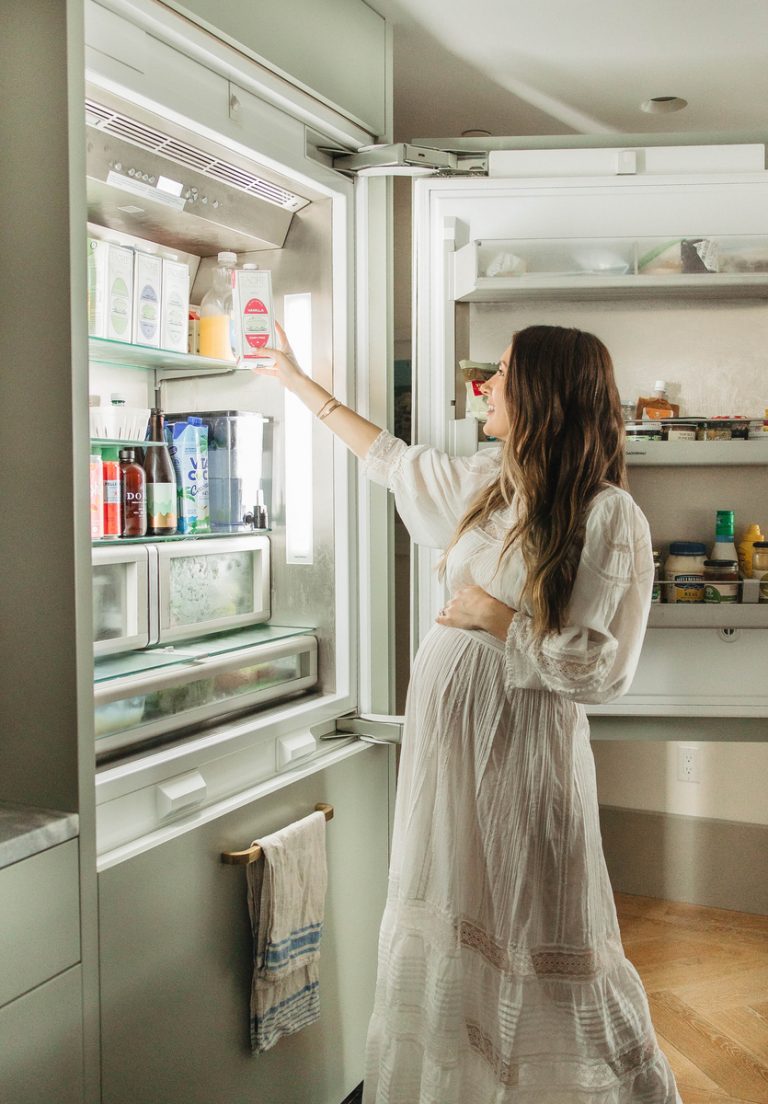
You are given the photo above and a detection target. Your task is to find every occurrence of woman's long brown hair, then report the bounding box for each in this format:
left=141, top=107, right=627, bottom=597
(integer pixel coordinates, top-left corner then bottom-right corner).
left=442, top=325, right=627, bottom=638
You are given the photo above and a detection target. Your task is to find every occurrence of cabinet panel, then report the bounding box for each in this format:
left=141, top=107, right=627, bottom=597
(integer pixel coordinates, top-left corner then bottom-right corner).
left=0, top=966, right=84, bottom=1104
left=99, top=745, right=390, bottom=1104
left=163, top=0, right=389, bottom=136
left=0, top=841, right=80, bottom=1009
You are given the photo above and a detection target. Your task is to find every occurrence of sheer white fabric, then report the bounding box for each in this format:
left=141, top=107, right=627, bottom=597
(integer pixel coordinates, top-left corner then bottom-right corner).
left=361, top=431, right=680, bottom=1104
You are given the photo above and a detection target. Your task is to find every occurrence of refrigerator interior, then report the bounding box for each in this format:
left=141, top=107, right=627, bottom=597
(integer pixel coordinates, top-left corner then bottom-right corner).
left=85, top=79, right=349, bottom=763
left=466, top=296, right=768, bottom=714
left=414, top=171, right=768, bottom=718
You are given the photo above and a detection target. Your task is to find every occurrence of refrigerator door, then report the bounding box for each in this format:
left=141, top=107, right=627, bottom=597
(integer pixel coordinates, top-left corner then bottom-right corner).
left=410, top=167, right=768, bottom=720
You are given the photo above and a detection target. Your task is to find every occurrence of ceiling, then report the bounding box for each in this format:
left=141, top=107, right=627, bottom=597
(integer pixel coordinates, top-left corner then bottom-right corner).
left=371, top=0, right=768, bottom=144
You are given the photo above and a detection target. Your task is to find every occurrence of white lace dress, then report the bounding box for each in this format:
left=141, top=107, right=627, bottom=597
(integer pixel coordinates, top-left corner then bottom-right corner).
left=360, top=431, right=681, bottom=1104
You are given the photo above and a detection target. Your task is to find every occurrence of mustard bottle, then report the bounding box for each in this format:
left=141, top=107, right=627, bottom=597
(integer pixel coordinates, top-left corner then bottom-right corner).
left=738, top=523, right=765, bottom=577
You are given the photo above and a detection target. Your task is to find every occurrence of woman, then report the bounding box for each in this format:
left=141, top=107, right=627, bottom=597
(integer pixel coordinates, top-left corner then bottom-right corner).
left=256, top=324, right=680, bottom=1103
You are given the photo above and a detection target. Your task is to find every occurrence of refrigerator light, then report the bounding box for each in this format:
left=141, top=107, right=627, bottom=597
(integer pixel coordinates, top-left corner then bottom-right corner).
left=284, top=293, right=314, bottom=564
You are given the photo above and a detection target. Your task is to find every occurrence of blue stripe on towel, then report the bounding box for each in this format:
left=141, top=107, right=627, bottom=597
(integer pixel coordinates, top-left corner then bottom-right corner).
left=252, top=981, right=320, bottom=1051
left=263, top=922, right=323, bottom=972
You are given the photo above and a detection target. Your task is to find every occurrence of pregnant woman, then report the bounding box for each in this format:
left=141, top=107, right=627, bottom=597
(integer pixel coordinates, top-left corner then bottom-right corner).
left=255, top=322, right=680, bottom=1103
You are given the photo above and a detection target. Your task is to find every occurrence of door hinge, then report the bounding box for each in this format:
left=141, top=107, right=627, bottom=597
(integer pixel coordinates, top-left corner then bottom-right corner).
left=332, top=143, right=487, bottom=177
left=321, top=713, right=404, bottom=745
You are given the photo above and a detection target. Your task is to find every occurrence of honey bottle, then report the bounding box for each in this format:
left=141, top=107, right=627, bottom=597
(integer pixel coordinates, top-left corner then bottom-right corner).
left=635, top=380, right=680, bottom=421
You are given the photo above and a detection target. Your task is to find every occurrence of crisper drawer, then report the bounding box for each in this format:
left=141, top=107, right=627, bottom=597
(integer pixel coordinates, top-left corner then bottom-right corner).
left=92, top=545, right=152, bottom=656
left=157, top=536, right=270, bottom=644
left=94, top=634, right=317, bottom=757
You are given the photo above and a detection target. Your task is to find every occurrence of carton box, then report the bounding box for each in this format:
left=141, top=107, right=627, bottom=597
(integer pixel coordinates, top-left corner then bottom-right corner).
left=105, top=244, right=134, bottom=342
left=132, top=252, right=163, bottom=348
left=233, top=268, right=276, bottom=360
left=87, top=238, right=109, bottom=337
left=161, top=259, right=190, bottom=352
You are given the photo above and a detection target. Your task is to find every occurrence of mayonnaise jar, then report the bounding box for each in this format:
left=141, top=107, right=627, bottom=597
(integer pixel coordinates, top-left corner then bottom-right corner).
left=664, top=542, right=707, bottom=602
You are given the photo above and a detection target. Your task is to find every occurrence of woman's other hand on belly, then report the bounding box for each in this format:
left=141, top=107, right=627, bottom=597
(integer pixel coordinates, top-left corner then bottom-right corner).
left=436, top=585, right=516, bottom=641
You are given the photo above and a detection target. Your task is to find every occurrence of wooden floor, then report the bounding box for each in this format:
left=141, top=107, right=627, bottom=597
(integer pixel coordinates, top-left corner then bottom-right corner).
left=616, top=893, right=768, bottom=1104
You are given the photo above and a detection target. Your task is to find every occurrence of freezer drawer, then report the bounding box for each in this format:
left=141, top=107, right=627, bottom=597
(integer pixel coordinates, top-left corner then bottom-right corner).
left=92, top=544, right=152, bottom=656
left=94, top=634, right=317, bottom=756
left=98, top=746, right=390, bottom=1104
left=157, top=535, right=270, bottom=644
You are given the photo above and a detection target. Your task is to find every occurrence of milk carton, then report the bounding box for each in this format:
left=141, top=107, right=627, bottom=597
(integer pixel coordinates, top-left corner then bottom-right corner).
left=87, top=238, right=109, bottom=337
left=106, top=244, right=134, bottom=342
left=233, top=268, right=276, bottom=360
left=132, top=252, right=163, bottom=348
left=160, top=258, right=190, bottom=352
left=88, top=239, right=134, bottom=340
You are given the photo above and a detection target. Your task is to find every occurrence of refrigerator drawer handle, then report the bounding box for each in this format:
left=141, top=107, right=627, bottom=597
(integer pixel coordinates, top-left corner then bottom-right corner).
left=220, top=803, right=333, bottom=865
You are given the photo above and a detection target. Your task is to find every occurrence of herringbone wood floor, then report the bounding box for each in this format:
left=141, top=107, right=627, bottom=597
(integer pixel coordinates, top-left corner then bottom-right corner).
left=615, top=893, right=768, bottom=1103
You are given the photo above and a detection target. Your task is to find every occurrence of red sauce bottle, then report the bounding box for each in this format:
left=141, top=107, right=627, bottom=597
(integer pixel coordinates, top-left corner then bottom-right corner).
left=119, top=448, right=147, bottom=538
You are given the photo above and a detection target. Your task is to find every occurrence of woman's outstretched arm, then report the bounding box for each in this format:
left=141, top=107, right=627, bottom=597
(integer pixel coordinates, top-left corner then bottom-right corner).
left=253, top=323, right=382, bottom=459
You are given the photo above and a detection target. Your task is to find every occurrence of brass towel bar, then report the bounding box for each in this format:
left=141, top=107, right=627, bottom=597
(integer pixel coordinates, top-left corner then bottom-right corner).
left=220, top=803, right=334, bottom=865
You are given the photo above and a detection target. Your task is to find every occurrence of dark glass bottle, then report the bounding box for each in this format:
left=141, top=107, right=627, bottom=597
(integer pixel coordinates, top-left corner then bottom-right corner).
left=119, top=448, right=147, bottom=538
left=144, top=409, right=178, bottom=536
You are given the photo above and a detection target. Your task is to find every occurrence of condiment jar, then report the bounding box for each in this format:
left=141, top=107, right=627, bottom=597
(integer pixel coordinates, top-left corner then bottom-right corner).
left=738, top=523, right=765, bottom=576
left=661, top=423, right=697, bottom=441
left=752, top=541, right=768, bottom=603
left=696, top=421, right=732, bottom=441
left=651, top=551, right=661, bottom=603
left=703, top=559, right=740, bottom=604
left=663, top=541, right=707, bottom=603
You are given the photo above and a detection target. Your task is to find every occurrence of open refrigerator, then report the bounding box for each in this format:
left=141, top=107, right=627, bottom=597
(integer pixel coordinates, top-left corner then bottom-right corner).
left=78, top=2, right=398, bottom=1101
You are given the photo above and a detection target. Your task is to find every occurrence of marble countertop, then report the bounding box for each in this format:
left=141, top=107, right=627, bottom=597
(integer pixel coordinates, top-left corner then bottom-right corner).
left=0, top=801, right=79, bottom=870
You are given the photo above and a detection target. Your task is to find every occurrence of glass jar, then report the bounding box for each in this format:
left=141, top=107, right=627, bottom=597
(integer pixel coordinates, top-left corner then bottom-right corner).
left=752, top=541, right=768, bottom=603
left=661, top=423, right=697, bottom=441
left=651, top=551, right=661, bottom=603
left=696, top=421, right=732, bottom=441
left=663, top=541, right=707, bottom=603
left=703, top=559, right=740, bottom=603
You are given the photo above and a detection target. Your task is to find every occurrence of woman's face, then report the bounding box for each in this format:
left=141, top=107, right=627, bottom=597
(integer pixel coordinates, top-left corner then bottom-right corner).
left=480, top=344, right=512, bottom=440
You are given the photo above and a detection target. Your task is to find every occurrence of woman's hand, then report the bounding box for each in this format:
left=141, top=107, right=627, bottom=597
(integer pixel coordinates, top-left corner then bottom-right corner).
left=247, top=321, right=307, bottom=393
left=436, top=585, right=516, bottom=641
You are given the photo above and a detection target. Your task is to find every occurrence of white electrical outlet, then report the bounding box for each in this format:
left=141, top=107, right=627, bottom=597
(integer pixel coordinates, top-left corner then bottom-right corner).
left=677, top=745, right=701, bottom=783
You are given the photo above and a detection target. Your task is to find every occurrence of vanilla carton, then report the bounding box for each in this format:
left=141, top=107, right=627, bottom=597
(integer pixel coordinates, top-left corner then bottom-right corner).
left=233, top=268, right=276, bottom=360
left=132, top=251, right=163, bottom=348
left=160, top=258, right=190, bottom=352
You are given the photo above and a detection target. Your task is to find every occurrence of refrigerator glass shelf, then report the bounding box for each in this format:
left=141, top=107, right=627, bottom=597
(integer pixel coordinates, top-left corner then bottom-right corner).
left=88, top=337, right=249, bottom=373
left=90, top=438, right=163, bottom=448
left=94, top=624, right=314, bottom=684
left=92, top=530, right=270, bottom=546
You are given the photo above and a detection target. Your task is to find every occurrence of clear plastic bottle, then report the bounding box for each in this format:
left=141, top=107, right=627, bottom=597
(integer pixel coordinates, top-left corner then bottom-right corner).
left=199, top=251, right=236, bottom=361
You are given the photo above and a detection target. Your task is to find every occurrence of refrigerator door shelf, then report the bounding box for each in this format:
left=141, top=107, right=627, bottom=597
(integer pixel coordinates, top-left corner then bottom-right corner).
left=94, top=634, right=317, bottom=759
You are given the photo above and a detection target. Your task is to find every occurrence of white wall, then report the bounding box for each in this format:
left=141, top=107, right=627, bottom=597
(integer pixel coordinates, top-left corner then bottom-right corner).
left=592, top=740, right=768, bottom=826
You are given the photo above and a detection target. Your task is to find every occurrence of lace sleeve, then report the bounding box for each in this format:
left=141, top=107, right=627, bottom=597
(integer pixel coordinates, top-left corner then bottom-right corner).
left=361, top=430, right=501, bottom=549
left=503, top=491, right=653, bottom=704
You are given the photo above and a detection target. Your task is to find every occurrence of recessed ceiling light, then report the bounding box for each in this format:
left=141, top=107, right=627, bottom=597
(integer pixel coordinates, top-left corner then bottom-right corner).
left=461, top=129, right=492, bottom=137
left=640, top=96, right=688, bottom=114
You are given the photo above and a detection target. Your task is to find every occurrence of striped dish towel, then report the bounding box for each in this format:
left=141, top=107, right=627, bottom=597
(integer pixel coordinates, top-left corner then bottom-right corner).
left=246, top=809, right=328, bottom=1053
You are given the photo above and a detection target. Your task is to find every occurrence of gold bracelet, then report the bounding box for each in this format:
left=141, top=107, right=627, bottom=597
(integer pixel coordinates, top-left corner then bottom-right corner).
left=317, top=397, right=342, bottom=421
